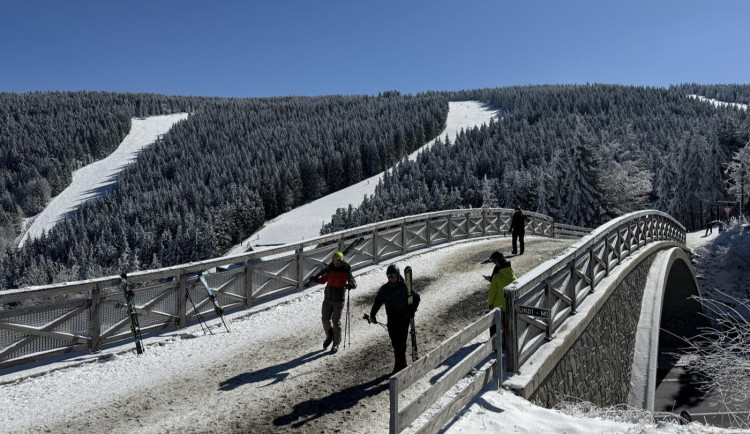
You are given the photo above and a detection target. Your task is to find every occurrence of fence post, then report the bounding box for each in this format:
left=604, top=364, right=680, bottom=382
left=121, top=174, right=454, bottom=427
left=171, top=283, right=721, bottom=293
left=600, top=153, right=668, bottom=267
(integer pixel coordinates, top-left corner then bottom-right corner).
left=426, top=217, right=432, bottom=247
left=401, top=221, right=406, bottom=254
left=389, top=377, right=399, bottom=434
left=482, top=208, right=487, bottom=236
left=545, top=277, right=553, bottom=341
left=588, top=247, right=595, bottom=294
left=465, top=211, right=470, bottom=239
left=505, top=288, right=519, bottom=373
left=447, top=214, right=453, bottom=240
left=493, top=309, right=504, bottom=388
left=178, top=272, right=187, bottom=328
left=244, top=259, right=254, bottom=308
left=373, top=230, right=380, bottom=263
left=569, top=261, right=578, bottom=315
left=89, top=284, right=102, bottom=353
left=296, top=246, right=305, bottom=292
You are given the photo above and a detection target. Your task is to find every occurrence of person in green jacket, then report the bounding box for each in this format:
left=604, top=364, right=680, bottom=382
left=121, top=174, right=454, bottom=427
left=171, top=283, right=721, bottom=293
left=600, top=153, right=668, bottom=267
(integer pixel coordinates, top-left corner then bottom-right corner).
left=484, top=251, right=517, bottom=347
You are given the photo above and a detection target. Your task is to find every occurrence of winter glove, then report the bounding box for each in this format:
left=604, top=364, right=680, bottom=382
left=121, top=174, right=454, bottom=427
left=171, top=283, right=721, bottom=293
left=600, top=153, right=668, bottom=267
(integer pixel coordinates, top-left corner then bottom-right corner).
left=345, top=283, right=355, bottom=290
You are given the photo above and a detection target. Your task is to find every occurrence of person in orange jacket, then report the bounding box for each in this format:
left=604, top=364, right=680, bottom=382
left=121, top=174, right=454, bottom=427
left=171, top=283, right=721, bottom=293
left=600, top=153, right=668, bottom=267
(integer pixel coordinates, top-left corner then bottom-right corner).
left=312, top=251, right=357, bottom=353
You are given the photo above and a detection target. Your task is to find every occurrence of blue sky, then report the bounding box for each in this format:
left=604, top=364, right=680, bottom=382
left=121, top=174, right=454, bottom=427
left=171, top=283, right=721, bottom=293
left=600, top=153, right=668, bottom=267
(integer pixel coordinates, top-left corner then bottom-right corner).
left=2, top=0, right=749, bottom=98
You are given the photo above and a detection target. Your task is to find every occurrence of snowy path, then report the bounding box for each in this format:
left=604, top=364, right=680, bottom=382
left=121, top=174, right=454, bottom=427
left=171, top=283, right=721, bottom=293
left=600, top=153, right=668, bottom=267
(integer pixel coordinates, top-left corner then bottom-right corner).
left=225, top=101, right=498, bottom=254
left=18, top=113, right=189, bottom=247
left=0, top=236, right=572, bottom=433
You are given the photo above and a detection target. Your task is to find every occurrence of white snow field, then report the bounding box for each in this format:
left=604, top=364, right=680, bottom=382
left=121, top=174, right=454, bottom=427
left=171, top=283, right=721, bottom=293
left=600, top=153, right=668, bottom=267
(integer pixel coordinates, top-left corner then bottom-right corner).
left=17, top=113, right=189, bottom=247
left=224, top=100, right=499, bottom=254
left=689, top=94, right=748, bottom=111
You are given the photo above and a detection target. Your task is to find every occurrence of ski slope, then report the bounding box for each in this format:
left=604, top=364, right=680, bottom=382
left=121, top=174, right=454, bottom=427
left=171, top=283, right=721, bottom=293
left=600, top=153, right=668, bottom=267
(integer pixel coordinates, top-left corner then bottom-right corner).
left=17, top=113, right=189, bottom=248
left=224, top=100, right=498, bottom=254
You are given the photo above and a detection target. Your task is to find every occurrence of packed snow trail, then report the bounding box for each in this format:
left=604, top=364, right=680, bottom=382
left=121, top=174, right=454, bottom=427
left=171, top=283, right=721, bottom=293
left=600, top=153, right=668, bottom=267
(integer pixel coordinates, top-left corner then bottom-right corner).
left=0, top=237, right=572, bottom=434
left=225, top=101, right=498, bottom=254
left=18, top=113, right=189, bottom=247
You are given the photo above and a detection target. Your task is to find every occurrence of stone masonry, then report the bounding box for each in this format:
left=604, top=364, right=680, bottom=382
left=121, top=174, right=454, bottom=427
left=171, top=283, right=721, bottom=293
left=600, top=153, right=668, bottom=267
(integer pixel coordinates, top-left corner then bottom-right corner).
left=529, top=253, right=657, bottom=408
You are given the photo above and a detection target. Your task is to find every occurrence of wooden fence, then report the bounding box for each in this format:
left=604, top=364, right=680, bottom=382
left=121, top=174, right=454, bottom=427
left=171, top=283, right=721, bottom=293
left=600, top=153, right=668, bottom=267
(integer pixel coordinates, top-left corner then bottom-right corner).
left=504, top=210, right=686, bottom=373
left=1, top=207, right=554, bottom=369
left=388, top=309, right=503, bottom=434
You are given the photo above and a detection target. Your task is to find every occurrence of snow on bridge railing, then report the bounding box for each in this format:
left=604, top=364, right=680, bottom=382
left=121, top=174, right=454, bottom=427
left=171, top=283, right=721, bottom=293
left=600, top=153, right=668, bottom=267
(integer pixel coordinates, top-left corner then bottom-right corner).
left=503, top=210, right=686, bottom=374
left=0, top=207, right=558, bottom=370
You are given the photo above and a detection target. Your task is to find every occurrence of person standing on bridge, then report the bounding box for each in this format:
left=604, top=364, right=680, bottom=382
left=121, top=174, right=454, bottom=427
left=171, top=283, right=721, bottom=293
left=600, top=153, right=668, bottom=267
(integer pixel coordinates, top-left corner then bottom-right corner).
left=369, top=264, right=420, bottom=375
left=510, top=207, right=530, bottom=255
left=312, top=251, right=357, bottom=354
left=485, top=251, right=516, bottom=349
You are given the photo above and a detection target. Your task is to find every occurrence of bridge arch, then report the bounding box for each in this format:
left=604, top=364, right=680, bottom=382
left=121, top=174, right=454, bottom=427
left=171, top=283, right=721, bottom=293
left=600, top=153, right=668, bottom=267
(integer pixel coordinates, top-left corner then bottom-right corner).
left=628, top=247, right=702, bottom=410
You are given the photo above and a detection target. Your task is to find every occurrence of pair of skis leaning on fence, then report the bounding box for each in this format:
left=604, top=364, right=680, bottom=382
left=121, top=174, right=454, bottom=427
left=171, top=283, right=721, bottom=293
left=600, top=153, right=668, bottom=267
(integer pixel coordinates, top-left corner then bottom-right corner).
left=309, top=249, right=420, bottom=375
left=119, top=271, right=233, bottom=355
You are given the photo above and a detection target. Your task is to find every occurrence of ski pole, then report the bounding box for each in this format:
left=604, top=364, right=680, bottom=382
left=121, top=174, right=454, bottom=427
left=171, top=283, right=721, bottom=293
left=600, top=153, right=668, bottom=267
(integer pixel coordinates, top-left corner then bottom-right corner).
left=186, top=287, right=212, bottom=335
left=363, top=314, right=388, bottom=330
left=344, top=288, right=351, bottom=348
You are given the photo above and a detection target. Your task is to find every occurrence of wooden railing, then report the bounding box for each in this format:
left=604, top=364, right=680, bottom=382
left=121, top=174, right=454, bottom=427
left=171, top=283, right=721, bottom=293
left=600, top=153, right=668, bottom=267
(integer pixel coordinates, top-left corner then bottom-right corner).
left=388, top=309, right=503, bottom=434
left=504, top=210, right=686, bottom=373
left=1, top=207, right=554, bottom=369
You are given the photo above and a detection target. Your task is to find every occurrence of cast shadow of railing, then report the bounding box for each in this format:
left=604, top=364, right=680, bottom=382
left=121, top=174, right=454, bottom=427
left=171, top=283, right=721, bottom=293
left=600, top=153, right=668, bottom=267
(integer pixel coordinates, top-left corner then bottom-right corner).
left=218, top=349, right=328, bottom=391
left=273, top=374, right=390, bottom=428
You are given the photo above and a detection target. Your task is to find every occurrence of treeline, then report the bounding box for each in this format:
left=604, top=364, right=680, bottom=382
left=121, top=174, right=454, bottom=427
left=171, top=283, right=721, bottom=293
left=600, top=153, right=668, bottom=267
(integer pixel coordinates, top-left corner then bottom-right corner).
left=323, top=84, right=750, bottom=234
left=0, top=92, right=447, bottom=289
left=0, top=91, right=201, bottom=250
left=674, top=84, right=750, bottom=105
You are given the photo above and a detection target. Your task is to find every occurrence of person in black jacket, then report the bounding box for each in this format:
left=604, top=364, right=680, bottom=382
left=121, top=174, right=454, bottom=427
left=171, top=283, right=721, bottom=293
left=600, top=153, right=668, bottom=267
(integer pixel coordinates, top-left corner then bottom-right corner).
left=369, top=264, right=420, bottom=375
left=510, top=207, right=531, bottom=255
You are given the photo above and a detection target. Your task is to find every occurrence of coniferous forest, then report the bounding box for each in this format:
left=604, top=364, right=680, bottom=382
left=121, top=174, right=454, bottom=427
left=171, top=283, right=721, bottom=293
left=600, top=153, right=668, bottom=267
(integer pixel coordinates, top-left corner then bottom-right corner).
left=324, top=84, right=750, bottom=236
left=0, top=91, right=447, bottom=288
left=2, top=84, right=750, bottom=290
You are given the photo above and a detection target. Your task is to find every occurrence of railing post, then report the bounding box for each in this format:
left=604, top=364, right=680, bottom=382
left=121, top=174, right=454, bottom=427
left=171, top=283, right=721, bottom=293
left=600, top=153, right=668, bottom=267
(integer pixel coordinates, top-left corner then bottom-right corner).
left=505, top=288, right=519, bottom=373
left=493, top=309, right=504, bottom=388
left=569, top=261, right=577, bottom=315
left=465, top=211, right=470, bottom=239
left=244, top=259, right=254, bottom=308
left=447, top=214, right=453, bottom=240
left=588, top=247, right=595, bottom=294
left=296, top=246, right=304, bottom=292
left=545, top=277, right=553, bottom=341
left=426, top=218, right=432, bottom=247
left=604, top=233, right=611, bottom=276
left=89, top=285, right=102, bottom=353
left=482, top=208, right=487, bottom=236
left=389, top=377, right=399, bottom=434
left=178, top=271, right=187, bottom=328
left=400, top=221, right=406, bottom=254
left=372, top=230, right=380, bottom=263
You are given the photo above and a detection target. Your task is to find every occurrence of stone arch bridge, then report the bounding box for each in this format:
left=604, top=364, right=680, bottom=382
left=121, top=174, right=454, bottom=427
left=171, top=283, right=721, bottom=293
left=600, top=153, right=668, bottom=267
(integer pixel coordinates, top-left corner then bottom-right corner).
left=0, top=208, right=699, bottom=416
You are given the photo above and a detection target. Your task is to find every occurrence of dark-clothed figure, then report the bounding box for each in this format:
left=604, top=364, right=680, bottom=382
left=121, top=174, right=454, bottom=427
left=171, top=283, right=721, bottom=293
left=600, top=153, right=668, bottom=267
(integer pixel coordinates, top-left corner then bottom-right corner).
left=484, top=251, right=516, bottom=350
left=705, top=218, right=713, bottom=236
left=369, top=264, right=421, bottom=375
left=510, top=207, right=530, bottom=255
left=314, top=251, right=356, bottom=353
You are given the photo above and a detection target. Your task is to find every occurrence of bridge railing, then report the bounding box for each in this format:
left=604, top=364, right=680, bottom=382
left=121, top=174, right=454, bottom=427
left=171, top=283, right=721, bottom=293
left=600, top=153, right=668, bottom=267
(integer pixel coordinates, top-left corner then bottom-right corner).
left=388, top=309, right=503, bottom=434
left=1, top=207, right=554, bottom=369
left=504, top=210, right=686, bottom=373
